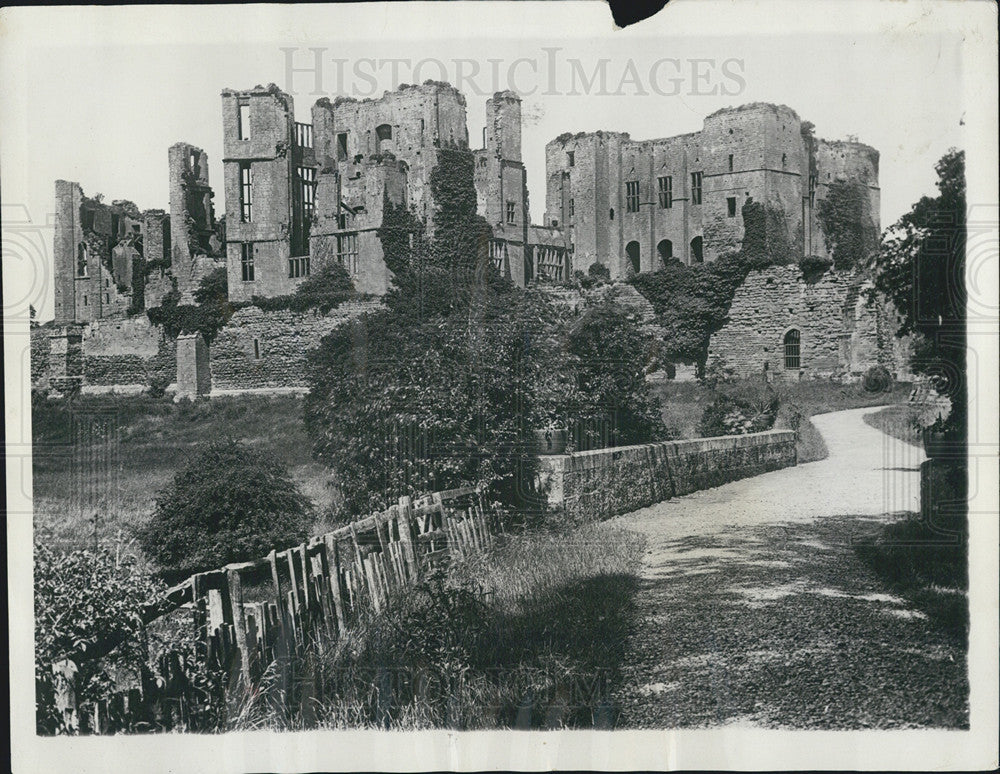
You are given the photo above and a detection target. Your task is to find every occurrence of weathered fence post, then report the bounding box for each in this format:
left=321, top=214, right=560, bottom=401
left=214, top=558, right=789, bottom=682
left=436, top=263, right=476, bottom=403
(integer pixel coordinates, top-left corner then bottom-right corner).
left=397, top=496, right=420, bottom=580
left=52, top=659, right=79, bottom=734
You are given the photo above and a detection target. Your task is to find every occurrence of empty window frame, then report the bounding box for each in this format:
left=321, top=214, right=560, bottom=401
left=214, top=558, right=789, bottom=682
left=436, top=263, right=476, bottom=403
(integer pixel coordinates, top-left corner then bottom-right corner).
left=337, top=232, right=359, bottom=274
left=298, top=166, right=316, bottom=219
left=506, top=200, right=516, bottom=224
left=691, top=171, right=703, bottom=205
left=567, top=150, right=575, bottom=167
left=238, top=102, right=251, bottom=141
left=625, top=181, right=640, bottom=213
left=240, top=163, right=252, bottom=222
left=240, top=243, right=255, bottom=281
left=288, top=256, right=310, bottom=279
left=727, top=197, right=737, bottom=217
left=657, top=176, right=673, bottom=209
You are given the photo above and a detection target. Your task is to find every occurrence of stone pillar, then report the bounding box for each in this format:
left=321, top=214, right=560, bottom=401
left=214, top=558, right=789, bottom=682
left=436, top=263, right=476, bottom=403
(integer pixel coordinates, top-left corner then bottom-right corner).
left=47, top=326, right=84, bottom=394
left=175, top=333, right=211, bottom=399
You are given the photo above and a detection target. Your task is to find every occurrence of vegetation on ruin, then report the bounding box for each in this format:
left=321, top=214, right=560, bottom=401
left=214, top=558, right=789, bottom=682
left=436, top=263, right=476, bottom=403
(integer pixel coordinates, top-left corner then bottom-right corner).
left=697, top=380, right=780, bottom=437
left=868, top=148, right=966, bottom=437
left=145, top=268, right=232, bottom=343
left=138, top=439, right=313, bottom=578
left=250, top=260, right=357, bottom=314
left=306, top=149, right=666, bottom=520
left=817, top=178, right=879, bottom=270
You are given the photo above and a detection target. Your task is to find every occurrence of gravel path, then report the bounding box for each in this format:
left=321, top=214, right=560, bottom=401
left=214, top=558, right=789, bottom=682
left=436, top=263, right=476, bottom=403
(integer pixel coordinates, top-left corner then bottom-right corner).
left=608, top=407, right=968, bottom=728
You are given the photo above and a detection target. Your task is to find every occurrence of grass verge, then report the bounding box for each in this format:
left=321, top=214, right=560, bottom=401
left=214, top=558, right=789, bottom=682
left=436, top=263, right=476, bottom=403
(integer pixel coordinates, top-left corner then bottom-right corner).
left=853, top=513, right=968, bottom=642
left=862, top=405, right=923, bottom=448
left=232, top=523, right=646, bottom=731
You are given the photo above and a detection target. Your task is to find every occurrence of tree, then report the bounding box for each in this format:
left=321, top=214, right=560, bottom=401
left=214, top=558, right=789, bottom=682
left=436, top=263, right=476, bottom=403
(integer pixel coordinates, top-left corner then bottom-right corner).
left=869, top=149, right=966, bottom=435
left=138, top=440, right=313, bottom=576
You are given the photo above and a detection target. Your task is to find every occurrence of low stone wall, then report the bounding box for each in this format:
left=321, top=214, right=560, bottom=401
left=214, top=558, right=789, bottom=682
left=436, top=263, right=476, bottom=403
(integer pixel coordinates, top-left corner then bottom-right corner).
left=537, top=429, right=796, bottom=523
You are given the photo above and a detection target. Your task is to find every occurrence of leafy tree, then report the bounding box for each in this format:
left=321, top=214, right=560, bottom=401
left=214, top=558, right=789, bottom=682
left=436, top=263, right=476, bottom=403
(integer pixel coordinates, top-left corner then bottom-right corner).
left=565, top=300, right=666, bottom=448
left=869, top=149, right=966, bottom=435
left=34, top=543, right=165, bottom=733
left=138, top=439, right=313, bottom=575
left=146, top=268, right=233, bottom=343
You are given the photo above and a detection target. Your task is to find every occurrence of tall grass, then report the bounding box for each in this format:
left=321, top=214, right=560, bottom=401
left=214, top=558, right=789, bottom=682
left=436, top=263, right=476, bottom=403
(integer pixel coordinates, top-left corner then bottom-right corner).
left=862, top=405, right=923, bottom=448
left=229, top=523, right=646, bottom=731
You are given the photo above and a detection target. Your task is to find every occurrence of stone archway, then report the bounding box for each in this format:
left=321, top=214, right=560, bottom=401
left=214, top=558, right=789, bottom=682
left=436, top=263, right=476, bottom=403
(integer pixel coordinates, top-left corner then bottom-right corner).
left=626, top=241, right=641, bottom=274
left=657, top=239, right=673, bottom=264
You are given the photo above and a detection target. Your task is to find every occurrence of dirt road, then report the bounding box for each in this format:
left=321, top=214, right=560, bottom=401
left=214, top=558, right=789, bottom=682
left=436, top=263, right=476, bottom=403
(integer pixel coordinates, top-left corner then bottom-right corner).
left=609, top=407, right=968, bottom=728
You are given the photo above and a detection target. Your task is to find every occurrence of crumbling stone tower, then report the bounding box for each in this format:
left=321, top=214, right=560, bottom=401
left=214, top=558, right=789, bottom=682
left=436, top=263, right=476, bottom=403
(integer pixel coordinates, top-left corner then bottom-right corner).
left=473, top=91, right=530, bottom=284
left=168, top=143, right=223, bottom=302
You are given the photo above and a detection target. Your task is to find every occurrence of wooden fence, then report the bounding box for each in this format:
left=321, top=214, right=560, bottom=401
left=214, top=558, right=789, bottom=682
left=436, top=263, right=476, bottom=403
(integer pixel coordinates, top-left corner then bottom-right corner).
left=52, top=486, right=497, bottom=734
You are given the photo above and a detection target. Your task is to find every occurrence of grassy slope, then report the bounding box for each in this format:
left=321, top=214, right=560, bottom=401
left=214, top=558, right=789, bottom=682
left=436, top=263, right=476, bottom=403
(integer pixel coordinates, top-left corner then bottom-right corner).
left=32, top=394, right=336, bottom=555
left=862, top=404, right=923, bottom=448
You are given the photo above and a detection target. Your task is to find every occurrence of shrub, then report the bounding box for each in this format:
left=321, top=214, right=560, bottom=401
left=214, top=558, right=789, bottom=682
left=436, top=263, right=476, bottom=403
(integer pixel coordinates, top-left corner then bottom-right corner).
left=147, top=374, right=171, bottom=398
left=587, top=262, right=611, bottom=282
left=138, top=439, right=313, bottom=576
left=250, top=260, right=356, bottom=314
left=146, top=268, right=233, bottom=343
left=862, top=364, right=892, bottom=393
left=34, top=542, right=165, bottom=734
left=798, top=254, right=833, bottom=278
left=698, top=381, right=779, bottom=437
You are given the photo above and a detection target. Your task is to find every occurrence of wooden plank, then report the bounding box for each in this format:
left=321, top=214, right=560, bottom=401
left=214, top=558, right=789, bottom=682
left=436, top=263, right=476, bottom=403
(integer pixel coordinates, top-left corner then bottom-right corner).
left=207, top=589, right=225, bottom=636
left=323, top=534, right=347, bottom=635
left=397, top=495, right=420, bottom=580
left=348, top=523, right=369, bottom=601
left=226, top=569, right=250, bottom=682
left=286, top=548, right=303, bottom=621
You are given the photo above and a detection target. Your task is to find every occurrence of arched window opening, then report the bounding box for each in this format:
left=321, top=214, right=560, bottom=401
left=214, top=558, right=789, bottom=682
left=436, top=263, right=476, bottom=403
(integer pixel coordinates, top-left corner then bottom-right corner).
left=784, top=329, right=801, bottom=370
left=657, top=239, right=673, bottom=263
left=690, top=236, right=703, bottom=264
left=626, top=241, right=641, bottom=274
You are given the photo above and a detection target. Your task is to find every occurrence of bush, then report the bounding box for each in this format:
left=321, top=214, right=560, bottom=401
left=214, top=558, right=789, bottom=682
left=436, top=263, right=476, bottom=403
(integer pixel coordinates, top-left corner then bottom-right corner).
left=34, top=542, right=165, bottom=733
left=147, top=374, right=171, bottom=398
left=698, top=381, right=779, bottom=437
left=798, top=254, right=833, bottom=278
left=138, top=439, right=313, bottom=576
left=862, top=365, right=892, bottom=393
left=250, top=260, right=356, bottom=314
left=587, top=262, right=611, bottom=282
left=146, top=268, right=233, bottom=343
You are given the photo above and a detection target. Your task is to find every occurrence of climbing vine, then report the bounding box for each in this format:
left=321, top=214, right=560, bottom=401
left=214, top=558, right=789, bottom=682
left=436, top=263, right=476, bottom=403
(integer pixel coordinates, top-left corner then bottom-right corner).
left=817, top=178, right=879, bottom=270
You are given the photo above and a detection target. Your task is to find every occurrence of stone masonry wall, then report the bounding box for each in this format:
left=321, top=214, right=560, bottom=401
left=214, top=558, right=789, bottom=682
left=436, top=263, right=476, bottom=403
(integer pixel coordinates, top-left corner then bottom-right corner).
left=708, top=265, right=889, bottom=380
left=210, top=300, right=381, bottom=391
left=538, top=429, right=796, bottom=524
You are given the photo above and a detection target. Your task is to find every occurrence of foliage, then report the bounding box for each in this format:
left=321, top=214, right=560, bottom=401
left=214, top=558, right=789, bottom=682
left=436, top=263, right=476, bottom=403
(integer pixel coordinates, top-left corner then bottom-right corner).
left=307, top=149, right=664, bottom=518
left=138, top=439, right=313, bottom=576
left=817, top=178, right=879, bottom=270
left=34, top=542, right=165, bottom=733
left=146, top=268, right=232, bottom=343
left=868, top=149, right=966, bottom=436
left=250, top=260, right=356, bottom=314
left=565, top=300, right=667, bottom=449
left=588, top=262, right=611, bottom=282
left=698, top=381, right=779, bottom=437
left=798, top=254, right=833, bottom=278
left=862, top=365, right=892, bottom=393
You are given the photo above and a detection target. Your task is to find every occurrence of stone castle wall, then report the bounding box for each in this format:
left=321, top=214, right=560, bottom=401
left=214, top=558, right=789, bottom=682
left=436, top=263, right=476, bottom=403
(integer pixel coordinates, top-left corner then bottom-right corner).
left=708, top=265, right=896, bottom=380
left=538, top=429, right=796, bottom=524
left=209, top=300, right=381, bottom=391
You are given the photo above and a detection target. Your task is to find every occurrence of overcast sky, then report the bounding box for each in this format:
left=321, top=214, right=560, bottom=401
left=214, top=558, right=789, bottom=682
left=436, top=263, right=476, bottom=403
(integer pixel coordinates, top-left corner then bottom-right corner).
left=2, top=2, right=991, bottom=320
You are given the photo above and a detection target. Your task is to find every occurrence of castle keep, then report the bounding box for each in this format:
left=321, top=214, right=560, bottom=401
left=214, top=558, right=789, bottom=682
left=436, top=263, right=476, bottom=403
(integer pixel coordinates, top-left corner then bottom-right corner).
left=545, top=103, right=880, bottom=275
left=41, top=82, right=898, bottom=395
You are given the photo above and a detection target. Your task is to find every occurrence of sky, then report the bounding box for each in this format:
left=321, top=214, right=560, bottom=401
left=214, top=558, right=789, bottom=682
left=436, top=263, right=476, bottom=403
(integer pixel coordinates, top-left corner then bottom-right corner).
left=1, top=1, right=990, bottom=321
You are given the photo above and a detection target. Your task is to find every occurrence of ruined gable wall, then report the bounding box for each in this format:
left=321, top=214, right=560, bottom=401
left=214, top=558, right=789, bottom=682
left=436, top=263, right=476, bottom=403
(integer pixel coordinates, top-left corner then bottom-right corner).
left=77, top=316, right=176, bottom=387
left=708, top=265, right=887, bottom=380
left=209, top=300, right=381, bottom=391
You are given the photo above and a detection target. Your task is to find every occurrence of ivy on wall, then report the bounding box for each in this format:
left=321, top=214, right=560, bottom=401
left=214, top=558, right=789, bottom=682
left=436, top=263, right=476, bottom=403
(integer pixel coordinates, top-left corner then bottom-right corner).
left=817, top=178, right=879, bottom=270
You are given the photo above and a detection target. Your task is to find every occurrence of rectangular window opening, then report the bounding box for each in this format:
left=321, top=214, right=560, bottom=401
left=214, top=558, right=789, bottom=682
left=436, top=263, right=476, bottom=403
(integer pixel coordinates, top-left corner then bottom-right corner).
left=506, top=200, right=516, bottom=224
left=337, top=232, right=359, bottom=275
left=238, top=103, right=251, bottom=141
left=625, top=181, right=640, bottom=213
left=567, top=151, right=575, bottom=167
left=336, top=133, right=348, bottom=161
left=727, top=197, right=737, bottom=217
left=691, top=171, right=703, bottom=205
left=240, top=163, right=253, bottom=222
left=240, top=243, right=255, bottom=282
left=658, top=176, right=673, bottom=209
left=288, top=256, right=311, bottom=279
left=728, top=154, right=734, bottom=172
